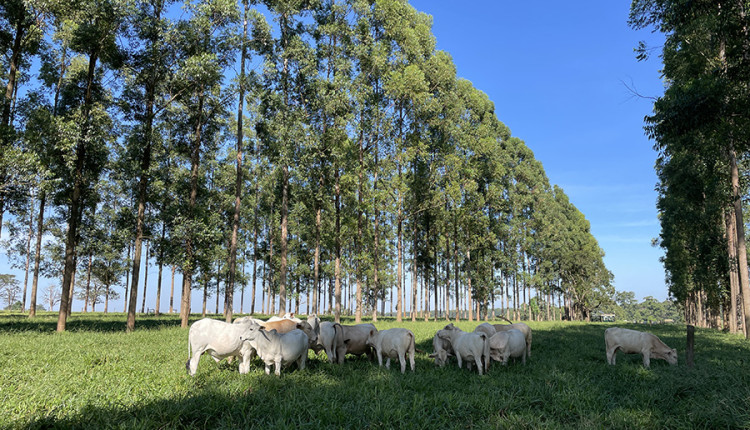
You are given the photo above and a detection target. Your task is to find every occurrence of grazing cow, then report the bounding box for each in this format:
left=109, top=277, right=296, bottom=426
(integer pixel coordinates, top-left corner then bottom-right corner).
left=605, top=327, right=677, bottom=368
left=186, top=318, right=259, bottom=376
left=474, top=323, right=496, bottom=338
left=335, top=323, right=377, bottom=364
left=429, top=332, right=454, bottom=367
left=240, top=326, right=310, bottom=376
left=313, top=321, right=344, bottom=363
left=437, top=324, right=490, bottom=375
left=488, top=329, right=527, bottom=365
left=493, top=322, right=532, bottom=357
left=366, top=328, right=416, bottom=374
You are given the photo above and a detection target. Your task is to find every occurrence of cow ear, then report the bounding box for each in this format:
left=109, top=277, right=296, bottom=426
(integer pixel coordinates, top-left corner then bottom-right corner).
left=369, top=329, right=374, bottom=337
left=296, top=323, right=303, bottom=329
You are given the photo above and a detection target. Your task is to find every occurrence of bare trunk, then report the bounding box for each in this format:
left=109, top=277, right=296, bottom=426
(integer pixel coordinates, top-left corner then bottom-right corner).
left=169, top=266, right=175, bottom=313
left=140, top=241, right=150, bottom=313
left=84, top=255, right=92, bottom=312
left=29, top=190, right=46, bottom=318
left=334, top=167, right=342, bottom=323
left=730, top=148, right=750, bottom=338
left=726, top=208, right=740, bottom=333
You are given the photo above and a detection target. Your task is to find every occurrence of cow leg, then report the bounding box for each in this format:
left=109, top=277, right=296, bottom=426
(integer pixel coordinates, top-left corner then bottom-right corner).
left=521, top=349, right=526, bottom=365
left=274, top=358, right=282, bottom=376
left=409, top=349, right=415, bottom=372
left=187, top=347, right=206, bottom=376
left=456, top=354, right=463, bottom=369
left=606, top=346, right=617, bottom=365
left=399, top=354, right=406, bottom=374
left=298, top=352, right=306, bottom=371
left=475, top=356, right=483, bottom=375
left=642, top=350, right=650, bottom=368
left=264, top=363, right=271, bottom=375
left=385, top=357, right=391, bottom=369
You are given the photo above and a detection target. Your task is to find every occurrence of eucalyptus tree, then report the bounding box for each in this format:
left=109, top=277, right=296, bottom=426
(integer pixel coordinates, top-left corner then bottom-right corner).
left=253, top=0, right=317, bottom=317
left=172, top=0, right=238, bottom=328
left=51, top=0, right=127, bottom=331
left=119, top=0, right=178, bottom=331
left=630, top=0, right=750, bottom=334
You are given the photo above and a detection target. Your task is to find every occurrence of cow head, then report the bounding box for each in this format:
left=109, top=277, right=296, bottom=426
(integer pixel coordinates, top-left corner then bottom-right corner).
left=296, top=321, right=318, bottom=345
left=365, top=329, right=377, bottom=348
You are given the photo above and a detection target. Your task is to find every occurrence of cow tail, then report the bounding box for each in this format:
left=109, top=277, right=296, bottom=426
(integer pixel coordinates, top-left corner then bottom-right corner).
left=482, top=333, right=490, bottom=374
left=332, top=323, right=343, bottom=362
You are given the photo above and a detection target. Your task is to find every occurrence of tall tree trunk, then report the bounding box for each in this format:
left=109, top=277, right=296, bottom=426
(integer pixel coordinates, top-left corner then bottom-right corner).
left=169, top=266, right=175, bottom=313
left=725, top=208, right=739, bottom=333
left=279, top=164, right=289, bottom=316
left=57, top=47, right=99, bottom=332
left=411, top=218, right=418, bottom=322
left=180, top=89, right=205, bottom=329
left=334, top=167, right=342, bottom=323
left=29, top=190, right=45, bottom=318
left=355, top=130, right=363, bottom=323
left=155, top=223, right=165, bottom=316
left=397, top=210, right=403, bottom=322
left=140, top=241, right=150, bottom=313
left=226, top=0, right=248, bottom=322
left=84, top=255, right=92, bottom=312
left=313, top=206, right=321, bottom=316
left=454, top=220, right=460, bottom=322
left=730, top=148, right=750, bottom=338
left=123, top=242, right=131, bottom=313
left=21, top=197, right=34, bottom=312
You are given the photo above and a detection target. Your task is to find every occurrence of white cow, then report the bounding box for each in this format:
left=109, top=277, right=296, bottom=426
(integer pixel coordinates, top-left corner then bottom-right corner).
left=240, top=326, right=310, bottom=376
left=437, top=324, right=490, bottom=375
left=488, top=328, right=527, bottom=365
left=186, top=318, right=259, bottom=376
left=335, top=323, right=377, bottom=364
left=493, top=322, right=532, bottom=357
left=313, top=321, right=344, bottom=363
left=366, top=328, right=416, bottom=374
left=429, top=332, right=454, bottom=367
left=474, top=323, right=496, bottom=337
left=605, top=327, right=677, bottom=368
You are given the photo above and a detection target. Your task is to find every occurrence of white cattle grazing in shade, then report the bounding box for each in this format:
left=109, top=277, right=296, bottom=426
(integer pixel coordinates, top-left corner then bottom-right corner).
left=240, top=326, right=310, bottom=376
left=488, top=329, right=526, bottom=366
left=437, top=324, right=490, bottom=375
left=493, top=322, right=532, bottom=357
left=313, top=321, right=344, bottom=363
left=335, top=323, right=377, bottom=364
left=605, top=327, right=677, bottom=368
left=429, top=332, right=454, bottom=367
left=186, top=318, right=259, bottom=376
left=366, top=328, right=416, bottom=374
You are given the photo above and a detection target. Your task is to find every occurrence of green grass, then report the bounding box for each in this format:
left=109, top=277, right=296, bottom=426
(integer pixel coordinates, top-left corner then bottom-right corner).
left=1, top=312, right=749, bottom=429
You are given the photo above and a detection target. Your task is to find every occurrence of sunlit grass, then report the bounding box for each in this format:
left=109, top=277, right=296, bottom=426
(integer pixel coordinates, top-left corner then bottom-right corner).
left=1, top=313, right=749, bottom=428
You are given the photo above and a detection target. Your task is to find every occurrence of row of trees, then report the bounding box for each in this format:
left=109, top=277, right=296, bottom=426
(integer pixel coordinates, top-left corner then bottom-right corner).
left=0, top=0, right=613, bottom=332
left=630, top=0, right=750, bottom=336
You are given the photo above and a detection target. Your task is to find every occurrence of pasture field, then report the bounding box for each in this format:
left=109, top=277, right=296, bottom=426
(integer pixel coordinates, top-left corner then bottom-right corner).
left=1, top=313, right=749, bottom=429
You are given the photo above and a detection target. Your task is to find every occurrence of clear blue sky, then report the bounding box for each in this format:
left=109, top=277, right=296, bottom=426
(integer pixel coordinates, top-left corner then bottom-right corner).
left=408, top=0, right=668, bottom=301
left=1, top=0, right=669, bottom=314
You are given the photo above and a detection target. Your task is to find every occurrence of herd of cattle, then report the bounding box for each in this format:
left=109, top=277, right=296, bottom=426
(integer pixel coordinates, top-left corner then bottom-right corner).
left=186, top=314, right=678, bottom=377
